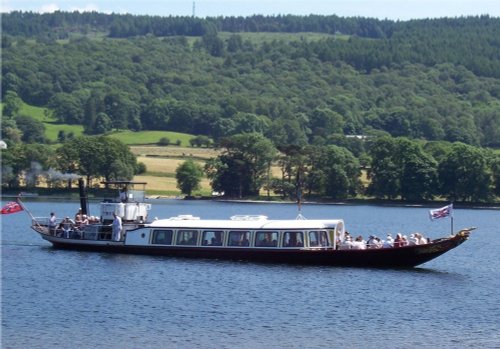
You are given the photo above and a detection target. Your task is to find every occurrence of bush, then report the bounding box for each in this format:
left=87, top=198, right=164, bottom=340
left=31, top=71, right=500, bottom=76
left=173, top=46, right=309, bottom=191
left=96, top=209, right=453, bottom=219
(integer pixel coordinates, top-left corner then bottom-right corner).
left=158, top=137, right=170, bottom=146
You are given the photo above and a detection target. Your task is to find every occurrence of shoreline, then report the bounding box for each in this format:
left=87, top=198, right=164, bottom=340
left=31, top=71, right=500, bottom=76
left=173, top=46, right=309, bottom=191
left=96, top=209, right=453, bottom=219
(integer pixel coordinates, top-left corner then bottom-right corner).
left=4, top=192, right=499, bottom=210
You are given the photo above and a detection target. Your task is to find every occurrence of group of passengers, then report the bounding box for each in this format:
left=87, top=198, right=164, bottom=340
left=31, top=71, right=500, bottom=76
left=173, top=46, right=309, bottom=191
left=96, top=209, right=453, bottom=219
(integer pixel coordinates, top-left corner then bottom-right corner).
left=48, top=209, right=99, bottom=238
left=338, top=231, right=429, bottom=250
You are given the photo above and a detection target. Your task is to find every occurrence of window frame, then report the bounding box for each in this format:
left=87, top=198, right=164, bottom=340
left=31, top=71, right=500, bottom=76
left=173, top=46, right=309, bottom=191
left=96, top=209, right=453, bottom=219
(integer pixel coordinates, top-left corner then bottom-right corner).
left=201, top=230, right=225, bottom=246
left=175, top=229, right=199, bottom=246
left=308, top=230, right=329, bottom=247
left=151, top=229, right=174, bottom=245
left=282, top=231, right=305, bottom=248
left=227, top=230, right=252, bottom=247
left=255, top=231, right=280, bottom=248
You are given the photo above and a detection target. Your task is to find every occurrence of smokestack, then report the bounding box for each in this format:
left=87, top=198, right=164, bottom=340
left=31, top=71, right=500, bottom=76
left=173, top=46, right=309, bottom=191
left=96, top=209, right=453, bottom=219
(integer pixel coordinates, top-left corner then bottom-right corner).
left=78, top=178, right=89, bottom=216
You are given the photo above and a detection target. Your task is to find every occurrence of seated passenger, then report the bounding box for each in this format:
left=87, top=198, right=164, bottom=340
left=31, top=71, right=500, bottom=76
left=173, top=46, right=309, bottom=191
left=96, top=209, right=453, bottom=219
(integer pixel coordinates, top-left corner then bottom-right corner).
left=367, top=235, right=382, bottom=249
left=383, top=234, right=394, bottom=248
left=80, top=214, right=89, bottom=226
left=352, top=235, right=367, bottom=250
left=402, top=235, right=409, bottom=246
left=240, top=235, right=250, bottom=246
left=394, top=233, right=404, bottom=247
left=211, top=237, right=222, bottom=246
left=339, top=236, right=354, bottom=250
left=58, top=216, right=75, bottom=238
left=408, top=234, right=418, bottom=246
left=415, top=233, right=427, bottom=245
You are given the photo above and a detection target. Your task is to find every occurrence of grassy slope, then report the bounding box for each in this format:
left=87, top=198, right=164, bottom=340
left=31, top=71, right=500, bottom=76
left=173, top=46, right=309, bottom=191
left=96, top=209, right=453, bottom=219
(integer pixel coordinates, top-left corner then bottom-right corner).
left=15, top=102, right=197, bottom=146
left=107, top=130, right=194, bottom=146
left=19, top=103, right=85, bottom=142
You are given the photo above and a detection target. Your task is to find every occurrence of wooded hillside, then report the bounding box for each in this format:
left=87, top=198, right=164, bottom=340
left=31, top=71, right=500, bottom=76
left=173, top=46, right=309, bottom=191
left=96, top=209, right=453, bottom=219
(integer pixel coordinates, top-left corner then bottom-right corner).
left=2, top=13, right=499, bottom=147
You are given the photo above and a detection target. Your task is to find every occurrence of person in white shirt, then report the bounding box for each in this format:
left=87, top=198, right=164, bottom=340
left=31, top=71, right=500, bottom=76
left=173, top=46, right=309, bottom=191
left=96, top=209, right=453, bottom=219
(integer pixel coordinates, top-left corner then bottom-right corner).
left=352, top=235, right=366, bottom=250
left=49, top=212, right=57, bottom=235
left=416, top=233, right=427, bottom=245
left=408, top=234, right=418, bottom=246
left=383, top=234, right=394, bottom=248
left=112, top=213, right=123, bottom=242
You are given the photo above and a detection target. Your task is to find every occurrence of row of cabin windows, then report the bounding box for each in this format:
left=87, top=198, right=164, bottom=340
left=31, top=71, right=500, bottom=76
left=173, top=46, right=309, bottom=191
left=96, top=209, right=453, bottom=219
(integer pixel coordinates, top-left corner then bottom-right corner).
left=151, top=229, right=329, bottom=248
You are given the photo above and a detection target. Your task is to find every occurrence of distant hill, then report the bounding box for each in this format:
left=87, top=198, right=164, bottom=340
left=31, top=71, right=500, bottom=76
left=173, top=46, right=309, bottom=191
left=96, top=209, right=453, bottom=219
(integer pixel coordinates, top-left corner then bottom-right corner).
left=2, top=13, right=499, bottom=147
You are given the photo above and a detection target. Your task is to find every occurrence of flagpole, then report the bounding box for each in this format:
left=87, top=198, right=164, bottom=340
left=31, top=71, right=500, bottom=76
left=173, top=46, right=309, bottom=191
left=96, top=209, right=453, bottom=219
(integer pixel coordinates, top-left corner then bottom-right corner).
left=17, top=197, right=41, bottom=227
left=450, top=202, right=454, bottom=235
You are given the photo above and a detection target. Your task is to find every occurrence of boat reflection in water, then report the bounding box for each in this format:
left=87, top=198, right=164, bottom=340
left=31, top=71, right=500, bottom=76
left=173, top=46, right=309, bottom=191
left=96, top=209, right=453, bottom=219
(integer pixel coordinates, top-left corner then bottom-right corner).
left=29, top=180, right=474, bottom=268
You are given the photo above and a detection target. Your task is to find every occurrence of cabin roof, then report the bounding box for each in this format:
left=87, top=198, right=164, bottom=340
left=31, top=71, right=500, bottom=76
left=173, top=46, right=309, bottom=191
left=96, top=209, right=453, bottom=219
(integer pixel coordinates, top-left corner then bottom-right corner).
left=148, top=218, right=344, bottom=230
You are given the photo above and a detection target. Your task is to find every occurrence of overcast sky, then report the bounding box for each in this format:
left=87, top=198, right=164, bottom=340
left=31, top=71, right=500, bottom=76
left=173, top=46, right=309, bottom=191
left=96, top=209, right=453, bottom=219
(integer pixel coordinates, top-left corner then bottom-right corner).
left=2, top=0, right=500, bottom=20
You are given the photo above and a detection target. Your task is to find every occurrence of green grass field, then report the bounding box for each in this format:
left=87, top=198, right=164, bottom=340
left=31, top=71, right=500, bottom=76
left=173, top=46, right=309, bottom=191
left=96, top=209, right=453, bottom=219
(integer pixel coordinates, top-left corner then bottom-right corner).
left=17, top=103, right=85, bottom=142
left=107, top=130, right=194, bottom=146
left=11, top=102, right=196, bottom=146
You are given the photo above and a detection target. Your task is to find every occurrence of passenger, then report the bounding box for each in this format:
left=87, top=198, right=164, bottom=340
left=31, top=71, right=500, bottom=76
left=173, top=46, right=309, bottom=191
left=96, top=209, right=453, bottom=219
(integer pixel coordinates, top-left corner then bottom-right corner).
left=58, top=216, right=75, bottom=238
left=75, top=213, right=83, bottom=226
left=367, top=235, right=377, bottom=249
left=402, top=235, right=409, bottom=246
left=240, top=233, right=250, bottom=246
left=394, top=233, right=404, bottom=248
left=260, top=233, right=273, bottom=247
left=81, top=214, right=89, bottom=226
left=212, top=232, right=223, bottom=246
left=368, top=235, right=382, bottom=249
left=383, top=234, right=394, bottom=248
left=75, top=208, right=83, bottom=223
left=352, top=235, right=367, bottom=250
left=48, top=212, right=57, bottom=236
left=111, top=213, right=123, bottom=242
left=119, top=188, right=128, bottom=203
left=340, top=235, right=353, bottom=250
left=210, top=236, right=222, bottom=246
left=416, top=233, right=427, bottom=245
left=408, top=234, right=418, bottom=246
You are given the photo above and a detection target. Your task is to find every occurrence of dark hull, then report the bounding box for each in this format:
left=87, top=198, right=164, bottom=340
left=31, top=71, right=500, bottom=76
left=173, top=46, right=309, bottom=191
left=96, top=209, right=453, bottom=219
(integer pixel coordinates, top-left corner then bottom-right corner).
left=39, top=231, right=471, bottom=268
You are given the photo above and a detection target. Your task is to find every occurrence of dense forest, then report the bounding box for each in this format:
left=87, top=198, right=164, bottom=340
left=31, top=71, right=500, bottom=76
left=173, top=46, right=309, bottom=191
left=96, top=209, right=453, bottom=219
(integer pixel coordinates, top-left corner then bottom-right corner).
left=1, top=12, right=499, bottom=201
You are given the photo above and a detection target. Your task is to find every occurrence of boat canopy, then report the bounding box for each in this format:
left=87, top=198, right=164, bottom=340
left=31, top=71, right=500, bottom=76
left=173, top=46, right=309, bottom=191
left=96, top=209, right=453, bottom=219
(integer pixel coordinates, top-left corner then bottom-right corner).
left=148, top=217, right=345, bottom=232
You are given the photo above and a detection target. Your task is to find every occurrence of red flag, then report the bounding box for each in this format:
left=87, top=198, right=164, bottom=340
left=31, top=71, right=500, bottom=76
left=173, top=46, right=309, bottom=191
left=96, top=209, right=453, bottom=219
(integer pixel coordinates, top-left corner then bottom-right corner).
left=1, top=201, right=24, bottom=214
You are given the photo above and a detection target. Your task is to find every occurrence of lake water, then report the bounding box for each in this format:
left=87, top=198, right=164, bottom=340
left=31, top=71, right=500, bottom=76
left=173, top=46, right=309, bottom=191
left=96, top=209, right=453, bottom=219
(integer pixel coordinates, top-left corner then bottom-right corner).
left=1, top=198, right=499, bottom=348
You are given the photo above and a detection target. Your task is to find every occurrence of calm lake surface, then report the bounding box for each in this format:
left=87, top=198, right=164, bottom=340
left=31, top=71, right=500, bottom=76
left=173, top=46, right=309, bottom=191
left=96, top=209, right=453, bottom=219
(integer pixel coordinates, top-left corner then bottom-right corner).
left=1, top=199, right=499, bottom=348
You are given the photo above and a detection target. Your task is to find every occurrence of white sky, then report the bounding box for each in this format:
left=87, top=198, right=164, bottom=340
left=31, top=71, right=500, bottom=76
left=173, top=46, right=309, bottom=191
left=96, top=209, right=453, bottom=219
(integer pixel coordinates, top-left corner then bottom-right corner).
left=2, top=0, right=499, bottom=20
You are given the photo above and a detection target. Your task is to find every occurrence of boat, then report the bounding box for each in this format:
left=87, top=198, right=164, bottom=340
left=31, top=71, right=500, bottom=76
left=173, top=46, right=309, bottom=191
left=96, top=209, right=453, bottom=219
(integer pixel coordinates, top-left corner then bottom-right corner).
left=28, top=179, right=474, bottom=268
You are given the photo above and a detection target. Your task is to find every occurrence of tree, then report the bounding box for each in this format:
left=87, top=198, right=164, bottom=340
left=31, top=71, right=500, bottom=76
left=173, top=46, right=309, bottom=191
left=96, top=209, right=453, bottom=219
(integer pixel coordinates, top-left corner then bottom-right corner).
left=56, top=136, right=138, bottom=185
left=205, top=133, right=276, bottom=197
left=93, top=112, right=113, bottom=134
left=2, top=91, right=22, bottom=117
left=319, top=145, right=362, bottom=199
left=48, top=92, right=84, bottom=124
left=367, top=137, right=400, bottom=199
left=15, top=115, right=47, bottom=143
left=438, top=142, right=492, bottom=202
left=158, top=137, right=170, bottom=146
left=1, top=143, right=54, bottom=188
left=367, top=137, right=437, bottom=200
left=176, top=159, right=204, bottom=196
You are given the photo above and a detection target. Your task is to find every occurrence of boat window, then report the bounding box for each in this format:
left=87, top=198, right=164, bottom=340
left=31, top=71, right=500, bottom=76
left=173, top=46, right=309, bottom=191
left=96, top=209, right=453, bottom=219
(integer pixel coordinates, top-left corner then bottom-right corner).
left=283, top=231, right=304, bottom=247
left=202, top=230, right=224, bottom=246
left=176, top=230, right=198, bottom=245
left=228, top=231, right=251, bottom=247
left=255, top=231, right=279, bottom=247
left=309, top=230, right=329, bottom=247
left=152, top=229, right=173, bottom=245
